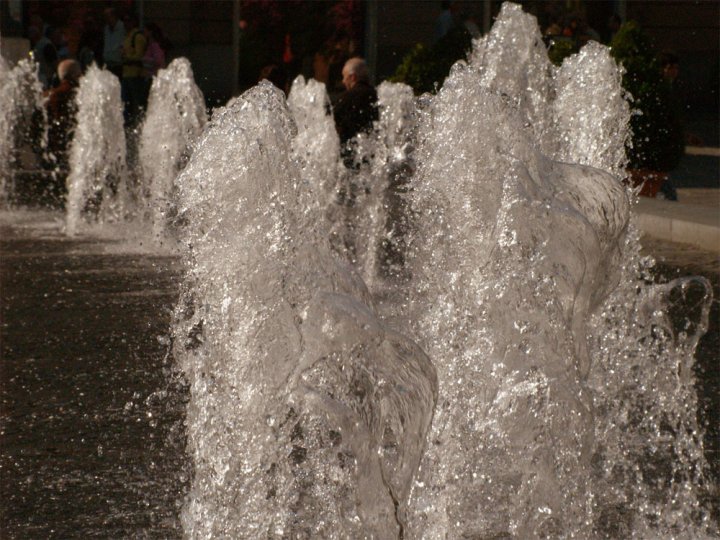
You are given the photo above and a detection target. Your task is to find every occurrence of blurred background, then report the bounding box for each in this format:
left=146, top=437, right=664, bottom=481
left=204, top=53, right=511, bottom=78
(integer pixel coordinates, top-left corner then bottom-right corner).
left=1, top=0, right=718, bottom=193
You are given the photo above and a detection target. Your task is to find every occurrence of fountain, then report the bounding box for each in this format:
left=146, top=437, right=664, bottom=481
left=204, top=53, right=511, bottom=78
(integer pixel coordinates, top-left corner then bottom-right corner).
left=287, top=74, right=418, bottom=287
left=65, top=64, right=127, bottom=236
left=173, top=83, right=437, bottom=537
left=139, top=57, right=207, bottom=241
left=172, top=3, right=714, bottom=538
left=0, top=3, right=715, bottom=538
left=287, top=74, right=340, bottom=201
left=0, top=57, right=45, bottom=204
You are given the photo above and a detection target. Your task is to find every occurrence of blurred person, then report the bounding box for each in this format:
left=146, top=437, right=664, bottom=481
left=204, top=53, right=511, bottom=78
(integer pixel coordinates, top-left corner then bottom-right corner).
left=142, top=22, right=167, bottom=78
left=103, top=8, right=125, bottom=78
left=657, top=51, right=695, bottom=201
left=659, top=50, right=703, bottom=147
left=29, top=25, right=58, bottom=89
left=333, top=57, right=378, bottom=147
left=435, top=1, right=459, bottom=41
left=53, top=28, right=70, bottom=61
left=47, top=27, right=69, bottom=87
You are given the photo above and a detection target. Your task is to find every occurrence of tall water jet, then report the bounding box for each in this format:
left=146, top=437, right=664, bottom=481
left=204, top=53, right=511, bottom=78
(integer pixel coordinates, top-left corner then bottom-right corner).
left=287, top=75, right=340, bottom=204
left=404, top=72, right=612, bottom=539
left=290, top=77, right=418, bottom=288
left=65, top=65, right=126, bottom=236
left=333, top=80, right=419, bottom=287
left=553, top=41, right=630, bottom=177
left=399, top=3, right=712, bottom=537
left=173, top=82, right=437, bottom=537
left=139, top=57, right=206, bottom=241
left=0, top=58, right=45, bottom=205
left=469, top=3, right=556, bottom=153
left=365, top=81, right=418, bottom=282
left=166, top=4, right=713, bottom=537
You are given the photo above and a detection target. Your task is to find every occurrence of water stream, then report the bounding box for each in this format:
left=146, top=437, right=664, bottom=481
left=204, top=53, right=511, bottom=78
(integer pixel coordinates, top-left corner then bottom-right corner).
left=0, top=3, right=716, bottom=538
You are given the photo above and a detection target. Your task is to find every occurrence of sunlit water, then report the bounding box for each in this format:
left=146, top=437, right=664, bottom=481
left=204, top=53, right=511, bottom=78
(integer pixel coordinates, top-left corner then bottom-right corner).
left=65, top=65, right=127, bottom=237
left=1, top=2, right=717, bottom=538
left=0, top=58, right=45, bottom=203
left=1, top=215, right=716, bottom=539
left=139, top=58, right=206, bottom=243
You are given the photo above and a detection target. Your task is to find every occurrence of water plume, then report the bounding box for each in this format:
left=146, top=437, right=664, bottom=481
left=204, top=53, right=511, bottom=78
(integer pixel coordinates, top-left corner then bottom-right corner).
left=399, top=3, right=711, bottom=538
left=169, top=4, right=712, bottom=537
left=0, top=58, right=45, bottom=204
left=287, top=74, right=340, bottom=203
left=139, top=57, right=206, bottom=241
left=174, top=82, right=437, bottom=538
left=65, top=65, right=127, bottom=236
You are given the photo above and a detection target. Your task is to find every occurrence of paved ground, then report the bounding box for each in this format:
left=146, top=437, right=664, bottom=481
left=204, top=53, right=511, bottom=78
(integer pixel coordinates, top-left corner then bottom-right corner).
left=635, top=146, right=719, bottom=252
left=676, top=188, right=720, bottom=208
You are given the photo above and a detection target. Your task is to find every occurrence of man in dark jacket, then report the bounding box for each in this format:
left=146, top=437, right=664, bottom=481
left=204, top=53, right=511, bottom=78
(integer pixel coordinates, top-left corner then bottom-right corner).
left=329, top=58, right=379, bottom=262
left=333, top=57, right=378, bottom=156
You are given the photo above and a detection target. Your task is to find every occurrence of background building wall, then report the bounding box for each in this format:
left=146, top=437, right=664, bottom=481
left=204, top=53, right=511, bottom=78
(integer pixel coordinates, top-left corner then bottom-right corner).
left=143, top=0, right=234, bottom=106
left=626, top=0, right=719, bottom=115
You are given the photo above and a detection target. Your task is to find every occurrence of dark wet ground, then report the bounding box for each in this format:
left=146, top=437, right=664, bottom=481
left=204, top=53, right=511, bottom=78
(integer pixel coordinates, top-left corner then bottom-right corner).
left=0, top=216, right=189, bottom=538
left=0, top=215, right=717, bottom=538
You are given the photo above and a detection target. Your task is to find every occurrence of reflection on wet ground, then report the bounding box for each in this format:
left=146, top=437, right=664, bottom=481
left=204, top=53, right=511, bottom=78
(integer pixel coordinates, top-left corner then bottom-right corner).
left=0, top=216, right=189, bottom=538
left=0, top=217, right=717, bottom=537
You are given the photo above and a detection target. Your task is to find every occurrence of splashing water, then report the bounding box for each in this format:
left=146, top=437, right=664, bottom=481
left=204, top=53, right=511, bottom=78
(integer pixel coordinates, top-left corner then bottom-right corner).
left=0, top=58, right=45, bottom=204
left=553, top=41, right=631, bottom=178
left=174, top=83, right=437, bottom=537
left=291, top=78, right=419, bottom=289
left=400, top=4, right=712, bottom=538
left=170, top=3, right=714, bottom=537
left=402, top=66, right=625, bottom=540
left=288, top=74, right=340, bottom=204
left=367, top=81, right=418, bottom=282
left=139, top=57, right=206, bottom=241
left=65, top=65, right=127, bottom=236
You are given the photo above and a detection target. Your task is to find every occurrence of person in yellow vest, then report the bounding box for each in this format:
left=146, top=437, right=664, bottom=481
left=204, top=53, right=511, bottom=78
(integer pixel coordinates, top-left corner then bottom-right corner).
left=121, top=12, right=147, bottom=123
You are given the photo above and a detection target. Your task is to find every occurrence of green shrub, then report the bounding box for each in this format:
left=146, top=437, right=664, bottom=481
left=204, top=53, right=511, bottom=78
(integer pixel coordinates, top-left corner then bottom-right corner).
left=390, top=27, right=473, bottom=95
left=547, top=37, right=576, bottom=67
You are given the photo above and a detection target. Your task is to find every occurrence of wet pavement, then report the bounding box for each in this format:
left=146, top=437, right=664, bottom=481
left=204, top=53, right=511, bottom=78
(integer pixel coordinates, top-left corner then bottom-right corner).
left=0, top=216, right=189, bottom=538
left=0, top=215, right=717, bottom=538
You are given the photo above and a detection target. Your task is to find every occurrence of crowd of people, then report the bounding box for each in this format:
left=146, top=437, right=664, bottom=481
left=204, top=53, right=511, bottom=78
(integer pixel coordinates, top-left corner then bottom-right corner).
left=28, top=1, right=690, bottom=209
left=29, top=7, right=169, bottom=124
left=26, top=7, right=171, bottom=185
